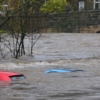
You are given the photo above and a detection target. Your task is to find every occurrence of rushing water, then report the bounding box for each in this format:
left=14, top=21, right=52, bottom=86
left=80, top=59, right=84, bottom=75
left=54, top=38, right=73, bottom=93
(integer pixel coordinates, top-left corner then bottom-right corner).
left=1, top=33, right=100, bottom=100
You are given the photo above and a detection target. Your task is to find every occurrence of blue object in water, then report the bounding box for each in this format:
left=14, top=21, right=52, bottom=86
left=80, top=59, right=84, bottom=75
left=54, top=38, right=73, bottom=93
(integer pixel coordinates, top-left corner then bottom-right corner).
left=45, top=68, right=83, bottom=73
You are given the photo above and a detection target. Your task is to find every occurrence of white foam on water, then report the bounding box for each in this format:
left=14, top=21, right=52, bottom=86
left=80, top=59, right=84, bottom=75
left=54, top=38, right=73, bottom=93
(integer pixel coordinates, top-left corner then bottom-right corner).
left=0, top=59, right=92, bottom=70
left=0, top=61, right=58, bottom=70
left=0, top=63, right=25, bottom=69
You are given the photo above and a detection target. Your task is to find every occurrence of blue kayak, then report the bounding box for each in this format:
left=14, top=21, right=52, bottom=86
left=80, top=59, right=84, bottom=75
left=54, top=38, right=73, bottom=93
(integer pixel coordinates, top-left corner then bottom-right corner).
left=45, top=68, right=83, bottom=73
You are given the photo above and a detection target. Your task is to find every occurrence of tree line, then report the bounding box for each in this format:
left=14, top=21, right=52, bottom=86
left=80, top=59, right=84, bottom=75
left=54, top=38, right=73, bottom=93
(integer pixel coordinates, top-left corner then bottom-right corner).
left=0, top=0, right=72, bottom=14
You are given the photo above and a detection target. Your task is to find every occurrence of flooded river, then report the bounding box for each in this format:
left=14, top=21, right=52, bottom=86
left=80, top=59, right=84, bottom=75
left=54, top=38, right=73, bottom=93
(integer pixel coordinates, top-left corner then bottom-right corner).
left=0, top=33, right=100, bottom=100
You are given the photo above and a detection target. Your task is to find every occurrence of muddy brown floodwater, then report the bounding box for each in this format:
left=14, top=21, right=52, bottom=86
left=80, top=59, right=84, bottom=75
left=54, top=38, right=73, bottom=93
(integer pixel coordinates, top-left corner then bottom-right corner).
left=0, top=33, right=100, bottom=100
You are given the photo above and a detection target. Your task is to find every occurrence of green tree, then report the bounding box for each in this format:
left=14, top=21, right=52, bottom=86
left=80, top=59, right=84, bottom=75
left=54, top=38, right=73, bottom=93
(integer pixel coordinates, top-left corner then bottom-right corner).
left=40, top=0, right=71, bottom=13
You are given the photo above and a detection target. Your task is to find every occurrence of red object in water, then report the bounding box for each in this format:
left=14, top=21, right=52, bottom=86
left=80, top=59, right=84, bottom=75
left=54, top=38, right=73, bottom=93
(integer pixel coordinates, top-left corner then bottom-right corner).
left=0, top=71, right=25, bottom=82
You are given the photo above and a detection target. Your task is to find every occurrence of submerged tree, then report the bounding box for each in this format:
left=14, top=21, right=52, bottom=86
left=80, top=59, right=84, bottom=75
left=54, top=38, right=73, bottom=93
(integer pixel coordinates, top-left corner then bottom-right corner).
left=0, top=0, right=45, bottom=59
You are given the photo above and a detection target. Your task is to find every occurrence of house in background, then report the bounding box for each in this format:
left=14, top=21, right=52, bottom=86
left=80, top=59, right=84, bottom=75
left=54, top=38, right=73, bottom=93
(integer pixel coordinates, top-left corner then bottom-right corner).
left=70, top=0, right=100, bottom=11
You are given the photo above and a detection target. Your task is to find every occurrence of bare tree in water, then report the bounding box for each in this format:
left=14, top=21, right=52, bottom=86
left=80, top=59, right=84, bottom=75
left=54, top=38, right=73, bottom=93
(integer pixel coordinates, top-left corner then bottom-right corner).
left=0, top=0, right=44, bottom=59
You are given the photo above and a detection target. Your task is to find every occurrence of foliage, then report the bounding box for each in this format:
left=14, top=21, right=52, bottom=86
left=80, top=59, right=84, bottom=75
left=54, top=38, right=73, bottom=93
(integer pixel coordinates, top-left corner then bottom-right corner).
left=0, top=30, right=7, bottom=33
left=40, top=0, right=71, bottom=13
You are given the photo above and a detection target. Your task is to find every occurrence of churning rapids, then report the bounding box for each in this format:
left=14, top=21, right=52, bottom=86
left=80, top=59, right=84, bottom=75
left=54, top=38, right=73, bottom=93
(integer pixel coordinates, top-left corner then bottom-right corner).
left=1, top=33, right=100, bottom=100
